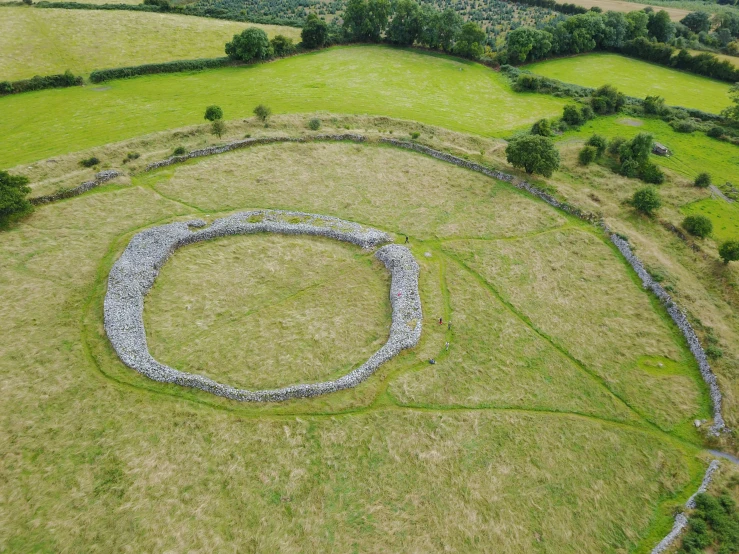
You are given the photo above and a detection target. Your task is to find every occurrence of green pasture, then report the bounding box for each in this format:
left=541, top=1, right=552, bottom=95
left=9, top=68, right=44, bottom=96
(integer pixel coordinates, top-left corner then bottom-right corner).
left=525, top=52, right=733, bottom=113
left=682, top=198, right=739, bottom=244
left=0, top=7, right=300, bottom=81
left=556, top=115, right=739, bottom=187
left=0, top=139, right=710, bottom=552
left=0, top=45, right=567, bottom=168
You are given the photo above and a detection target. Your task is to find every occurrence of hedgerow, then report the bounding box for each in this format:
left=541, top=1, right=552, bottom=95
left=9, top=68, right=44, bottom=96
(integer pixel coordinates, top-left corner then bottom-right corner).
left=0, top=70, right=83, bottom=96
left=89, top=58, right=232, bottom=83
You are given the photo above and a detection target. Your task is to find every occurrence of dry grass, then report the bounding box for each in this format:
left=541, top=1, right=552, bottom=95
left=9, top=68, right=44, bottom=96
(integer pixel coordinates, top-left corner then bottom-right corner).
left=0, top=124, right=715, bottom=552
left=145, top=234, right=390, bottom=389
left=0, top=7, right=300, bottom=80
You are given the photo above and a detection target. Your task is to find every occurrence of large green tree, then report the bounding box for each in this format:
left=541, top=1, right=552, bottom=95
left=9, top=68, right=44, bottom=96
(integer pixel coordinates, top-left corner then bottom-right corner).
left=301, top=14, right=329, bottom=48
left=225, top=28, right=273, bottom=62
left=387, top=0, right=423, bottom=45
left=0, top=170, right=31, bottom=227
left=505, top=135, right=560, bottom=177
left=453, top=21, right=486, bottom=59
left=343, top=0, right=392, bottom=42
left=680, top=11, right=711, bottom=34
left=721, top=83, right=739, bottom=123
left=648, top=10, right=675, bottom=42
left=719, top=241, right=739, bottom=264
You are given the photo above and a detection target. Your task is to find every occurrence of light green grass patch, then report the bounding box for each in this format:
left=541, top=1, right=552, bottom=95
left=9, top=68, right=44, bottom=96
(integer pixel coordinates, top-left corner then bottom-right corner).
left=0, top=7, right=300, bottom=80
left=682, top=198, right=739, bottom=244
left=0, top=45, right=567, bottom=168
left=556, top=115, right=739, bottom=187
left=525, top=52, right=732, bottom=113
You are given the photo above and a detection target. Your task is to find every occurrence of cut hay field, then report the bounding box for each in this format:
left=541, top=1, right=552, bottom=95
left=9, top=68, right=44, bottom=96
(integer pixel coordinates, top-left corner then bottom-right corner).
left=556, top=115, right=739, bottom=187
left=0, top=7, right=300, bottom=80
left=524, top=52, right=733, bottom=113
left=0, top=138, right=711, bottom=552
left=0, top=46, right=567, bottom=168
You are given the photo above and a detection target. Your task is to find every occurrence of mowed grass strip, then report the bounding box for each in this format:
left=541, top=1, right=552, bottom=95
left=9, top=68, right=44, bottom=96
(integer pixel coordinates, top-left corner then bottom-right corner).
left=0, top=45, right=567, bottom=168
left=145, top=234, right=391, bottom=390
left=0, top=7, right=300, bottom=81
left=525, top=52, right=732, bottom=113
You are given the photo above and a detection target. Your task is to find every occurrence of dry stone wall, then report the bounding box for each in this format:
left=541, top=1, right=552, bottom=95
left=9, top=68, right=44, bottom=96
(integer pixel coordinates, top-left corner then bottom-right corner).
left=104, top=209, right=422, bottom=402
left=30, top=170, right=121, bottom=205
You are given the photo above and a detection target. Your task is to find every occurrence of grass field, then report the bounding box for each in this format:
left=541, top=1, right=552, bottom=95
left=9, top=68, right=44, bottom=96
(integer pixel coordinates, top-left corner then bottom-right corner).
left=564, top=0, right=690, bottom=20
left=0, top=7, right=300, bottom=80
left=525, top=52, right=733, bottom=113
left=0, top=46, right=568, bottom=168
left=682, top=198, right=739, bottom=244
left=556, top=115, right=739, bottom=187
left=0, top=139, right=710, bottom=552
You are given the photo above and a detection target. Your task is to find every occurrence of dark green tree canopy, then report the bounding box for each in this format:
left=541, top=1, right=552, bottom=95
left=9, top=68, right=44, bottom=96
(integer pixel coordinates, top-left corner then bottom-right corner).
left=505, top=135, right=560, bottom=177
left=719, top=241, right=739, bottom=264
left=453, top=21, right=486, bottom=59
left=301, top=14, right=329, bottom=49
left=204, top=105, right=223, bottom=121
left=680, top=11, right=711, bottom=34
left=647, top=10, right=675, bottom=42
left=0, top=170, right=31, bottom=227
left=225, top=28, right=273, bottom=62
left=682, top=215, right=713, bottom=238
left=631, top=186, right=661, bottom=215
left=386, top=0, right=423, bottom=45
left=270, top=34, right=296, bottom=57
left=343, top=0, right=392, bottom=42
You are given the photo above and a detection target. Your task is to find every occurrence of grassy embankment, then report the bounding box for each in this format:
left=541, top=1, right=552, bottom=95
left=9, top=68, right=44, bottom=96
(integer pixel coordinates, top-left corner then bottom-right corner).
left=0, top=6, right=300, bottom=80
left=525, top=52, right=733, bottom=113
left=0, top=138, right=712, bottom=552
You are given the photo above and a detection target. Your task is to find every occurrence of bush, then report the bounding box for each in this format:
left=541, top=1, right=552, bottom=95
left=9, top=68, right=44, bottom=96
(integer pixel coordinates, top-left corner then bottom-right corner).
left=270, top=34, right=296, bottom=57
left=578, top=146, right=597, bottom=165
left=225, top=28, right=273, bottom=62
left=682, top=215, right=713, bottom=238
left=80, top=156, right=100, bottom=168
left=585, top=134, right=607, bottom=156
left=590, top=84, right=625, bottom=115
left=515, top=74, right=542, bottom=91
left=123, top=152, right=140, bottom=164
left=531, top=118, right=551, bottom=136
left=707, top=126, right=725, bottom=138
left=211, top=119, right=226, bottom=138
left=640, top=162, right=665, bottom=184
left=632, top=186, right=662, bottom=215
left=695, top=172, right=712, bottom=187
left=0, top=170, right=32, bottom=227
left=173, top=146, right=186, bottom=156
left=253, top=104, right=272, bottom=123
left=671, top=119, right=697, bottom=133
left=505, top=135, right=560, bottom=177
left=204, top=105, right=223, bottom=121
left=410, top=131, right=420, bottom=140
left=719, top=240, right=739, bottom=264
left=301, top=13, right=329, bottom=49
left=89, top=58, right=229, bottom=83
left=643, top=95, right=666, bottom=115
left=307, top=118, right=321, bottom=131
left=608, top=137, right=626, bottom=156
left=562, top=104, right=584, bottom=126
left=619, top=158, right=639, bottom=178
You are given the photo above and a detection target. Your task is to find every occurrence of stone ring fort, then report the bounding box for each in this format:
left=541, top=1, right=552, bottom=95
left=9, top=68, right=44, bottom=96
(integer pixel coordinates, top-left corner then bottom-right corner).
left=104, top=209, right=423, bottom=401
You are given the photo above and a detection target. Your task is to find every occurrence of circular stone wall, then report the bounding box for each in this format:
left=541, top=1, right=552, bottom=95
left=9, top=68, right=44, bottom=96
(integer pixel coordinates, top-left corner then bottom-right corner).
left=104, top=209, right=423, bottom=401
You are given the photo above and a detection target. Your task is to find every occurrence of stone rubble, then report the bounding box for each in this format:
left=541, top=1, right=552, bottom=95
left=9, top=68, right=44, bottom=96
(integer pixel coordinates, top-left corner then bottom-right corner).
left=104, top=209, right=422, bottom=401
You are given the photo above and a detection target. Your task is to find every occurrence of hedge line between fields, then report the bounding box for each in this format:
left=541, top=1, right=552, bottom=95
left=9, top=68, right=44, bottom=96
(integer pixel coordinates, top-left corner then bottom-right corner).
left=89, top=57, right=233, bottom=83
left=0, top=71, right=83, bottom=96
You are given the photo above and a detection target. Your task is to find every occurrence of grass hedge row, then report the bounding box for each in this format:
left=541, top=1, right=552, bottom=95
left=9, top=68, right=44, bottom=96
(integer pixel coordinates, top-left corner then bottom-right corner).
left=89, top=57, right=232, bottom=83
left=0, top=70, right=83, bottom=96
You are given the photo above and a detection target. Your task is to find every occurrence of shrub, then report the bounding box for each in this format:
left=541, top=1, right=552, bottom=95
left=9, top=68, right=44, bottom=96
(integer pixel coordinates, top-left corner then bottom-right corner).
left=89, top=58, right=229, bottom=83
left=608, top=137, right=626, bottom=156
left=632, top=186, right=661, bottom=215
left=531, top=118, right=551, bottom=136
left=253, top=104, right=272, bottom=123
left=590, top=84, right=625, bottom=115
left=80, top=156, right=100, bottom=168
left=580, top=105, right=595, bottom=121
left=706, top=345, right=724, bottom=359
left=0, top=70, right=83, bottom=95
left=619, top=158, right=639, bottom=178
left=211, top=119, right=226, bottom=138
left=671, top=119, right=697, bottom=133
left=562, top=104, right=584, bottom=126
left=225, top=28, right=273, bottom=62
left=640, top=162, right=665, bottom=184
left=173, top=146, right=186, bottom=156
left=307, top=118, right=321, bottom=131
left=204, top=105, right=223, bottom=122
left=0, top=170, right=32, bottom=227
left=516, top=74, right=542, bottom=91
left=505, top=135, right=560, bottom=177
left=578, top=146, right=597, bottom=165
left=301, top=13, right=329, bottom=49
left=695, top=172, right=712, bottom=187
left=682, top=215, right=713, bottom=238
left=707, top=126, right=725, bottom=138
left=270, top=34, right=296, bottom=57
left=585, top=134, right=607, bottom=156
left=410, top=131, right=420, bottom=140
left=123, top=152, right=140, bottom=164
left=643, top=95, right=665, bottom=115
left=719, top=240, right=739, bottom=264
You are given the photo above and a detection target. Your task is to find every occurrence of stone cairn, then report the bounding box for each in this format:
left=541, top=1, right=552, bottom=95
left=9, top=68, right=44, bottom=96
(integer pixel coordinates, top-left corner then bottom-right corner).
left=104, top=209, right=422, bottom=401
